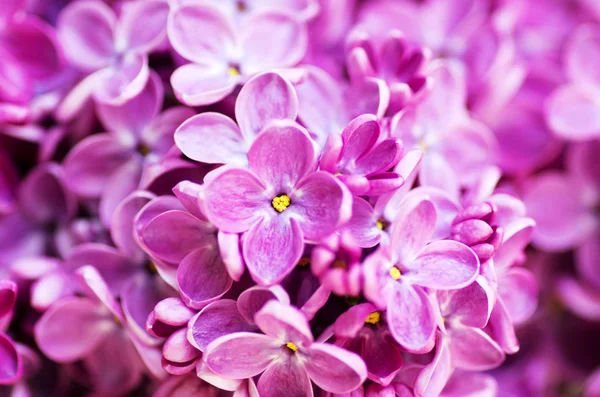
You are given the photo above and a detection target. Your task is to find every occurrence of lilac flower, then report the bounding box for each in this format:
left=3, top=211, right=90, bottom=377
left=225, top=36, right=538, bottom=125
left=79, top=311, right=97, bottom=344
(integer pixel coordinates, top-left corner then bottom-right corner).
left=0, top=148, right=18, bottom=216
left=167, top=3, right=307, bottom=106
left=202, top=0, right=320, bottom=22
left=346, top=33, right=431, bottom=114
left=203, top=122, right=351, bottom=285
left=364, top=198, right=479, bottom=353
left=139, top=188, right=234, bottom=309
left=204, top=300, right=367, bottom=395
left=34, top=266, right=156, bottom=394
left=333, top=303, right=404, bottom=385
left=390, top=62, right=497, bottom=198
left=295, top=65, right=390, bottom=147
left=56, top=0, right=169, bottom=117
left=0, top=0, right=63, bottom=124
left=320, top=114, right=404, bottom=196
left=63, top=72, right=197, bottom=226
left=546, top=24, right=600, bottom=141
left=175, top=72, right=298, bottom=167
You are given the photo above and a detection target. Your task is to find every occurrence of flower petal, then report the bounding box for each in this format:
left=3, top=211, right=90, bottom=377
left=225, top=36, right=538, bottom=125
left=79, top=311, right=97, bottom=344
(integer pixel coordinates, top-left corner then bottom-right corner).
left=498, top=268, right=537, bottom=325
left=248, top=121, right=315, bottom=192
left=204, top=332, right=280, bottom=379
left=237, top=285, right=289, bottom=325
left=175, top=112, right=246, bottom=165
left=390, top=198, right=437, bottom=263
left=110, top=191, right=155, bottom=264
left=387, top=283, right=436, bottom=353
left=303, top=343, right=367, bottom=393
left=57, top=1, right=115, bottom=71
left=546, top=85, right=600, bottom=141
left=116, top=0, right=169, bottom=53
left=290, top=171, right=351, bottom=240
left=438, top=276, right=493, bottom=329
left=235, top=72, right=298, bottom=140
left=63, top=134, right=133, bottom=197
left=189, top=300, right=254, bottom=352
left=414, top=333, right=452, bottom=397
left=254, top=300, right=313, bottom=348
left=257, top=357, right=313, bottom=397
left=34, top=297, right=113, bottom=362
left=97, top=71, right=162, bottom=137
left=0, top=333, right=20, bottom=384
left=167, top=4, right=235, bottom=65
left=140, top=210, right=216, bottom=265
left=177, top=246, right=232, bottom=309
left=239, top=13, right=307, bottom=74
left=171, top=63, right=237, bottom=106
left=93, top=53, right=150, bottom=105
left=243, top=215, right=304, bottom=286
left=204, top=168, right=269, bottom=233
left=99, top=157, right=143, bottom=227
left=406, top=240, right=480, bottom=290
left=448, top=326, right=505, bottom=371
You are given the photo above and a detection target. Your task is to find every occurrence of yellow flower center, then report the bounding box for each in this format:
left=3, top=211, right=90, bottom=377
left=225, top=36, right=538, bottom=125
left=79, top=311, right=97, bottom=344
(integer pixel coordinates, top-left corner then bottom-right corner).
left=286, top=342, right=298, bottom=352
left=365, top=311, right=381, bottom=325
left=332, top=259, right=347, bottom=269
left=228, top=65, right=240, bottom=76
left=297, top=257, right=310, bottom=267
left=389, top=267, right=401, bottom=280
left=272, top=194, right=291, bottom=213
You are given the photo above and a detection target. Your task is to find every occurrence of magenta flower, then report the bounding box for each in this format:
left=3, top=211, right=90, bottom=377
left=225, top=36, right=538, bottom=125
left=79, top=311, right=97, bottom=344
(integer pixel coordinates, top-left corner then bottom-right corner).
left=346, top=33, right=431, bottom=114
left=203, top=122, right=351, bottom=285
left=390, top=62, right=497, bottom=198
left=175, top=72, right=298, bottom=167
left=34, top=266, right=157, bottom=394
left=63, top=72, right=196, bottom=226
left=364, top=198, right=479, bottom=353
left=204, top=300, right=367, bottom=395
left=56, top=0, right=169, bottom=116
left=333, top=303, right=404, bottom=386
left=320, top=114, right=404, bottom=196
left=167, top=3, right=307, bottom=106
left=546, top=24, right=600, bottom=141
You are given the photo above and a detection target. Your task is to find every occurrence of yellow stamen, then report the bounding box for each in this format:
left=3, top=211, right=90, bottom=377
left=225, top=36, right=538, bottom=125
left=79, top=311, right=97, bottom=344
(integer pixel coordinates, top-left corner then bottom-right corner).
left=145, top=261, right=158, bottom=274
left=389, top=267, right=401, bottom=280
left=298, top=257, right=310, bottom=267
left=272, top=194, right=291, bottom=213
left=228, top=66, right=240, bottom=76
left=332, top=259, right=347, bottom=269
left=365, top=311, right=381, bottom=325
left=286, top=342, right=298, bottom=352
left=418, top=141, right=427, bottom=152
left=376, top=220, right=384, bottom=230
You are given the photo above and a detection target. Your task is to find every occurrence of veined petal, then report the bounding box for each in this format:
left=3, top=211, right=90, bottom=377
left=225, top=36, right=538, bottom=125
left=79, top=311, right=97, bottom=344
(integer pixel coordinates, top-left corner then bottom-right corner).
left=303, top=343, right=367, bottom=393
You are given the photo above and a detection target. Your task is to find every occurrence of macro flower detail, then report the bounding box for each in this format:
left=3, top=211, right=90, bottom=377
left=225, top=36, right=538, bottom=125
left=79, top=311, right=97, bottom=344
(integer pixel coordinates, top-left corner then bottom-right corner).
left=204, top=121, right=351, bottom=285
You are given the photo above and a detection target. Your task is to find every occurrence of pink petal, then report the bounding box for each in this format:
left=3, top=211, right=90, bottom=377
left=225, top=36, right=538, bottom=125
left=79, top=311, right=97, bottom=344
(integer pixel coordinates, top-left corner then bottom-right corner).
left=235, top=72, right=298, bottom=139
left=488, top=300, right=519, bottom=354
left=167, top=4, right=235, bottom=65
left=99, top=158, right=143, bottom=227
left=414, top=333, right=452, bottom=397
left=498, top=268, right=537, bottom=325
left=448, top=326, right=505, bottom=370
left=257, top=357, right=313, bottom=397
left=110, top=191, right=155, bottom=264
left=254, top=300, right=313, bottom=346
left=218, top=231, right=245, bottom=282
left=243, top=215, right=304, bottom=286
left=440, top=371, right=498, bottom=397
left=189, top=299, right=255, bottom=351
left=93, top=53, right=150, bottom=105
left=576, top=231, right=600, bottom=290
left=523, top=172, right=596, bottom=251
left=34, top=297, right=113, bottom=362
left=390, top=198, right=437, bottom=264
left=97, top=71, right=162, bottom=137
left=566, top=24, right=600, bottom=88
left=237, top=286, right=290, bottom=325
left=240, top=13, right=307, bottom=74
left=438, top=276, right=493, bottom=329
left=204, top=168, right=269, bottom=233
left=343, top=197, right=381, bottom=248
left=56, top=1, right=115, bottom=71
left=204, top=332, right=280, bottom=379
left=556, top=277, right=600, bottom=321
left=546, top=85, right=600, bottom=141
left=407, top=240, right=479, bottom=290
left=291, top=171, right=352, bottom=240
left=177, top=246, right=232, bottom=309
left=0, top=333, right=20, bottom=384
left=63, top=134, right=133, bottom=197
left=247, top=121, right=315, bottom=192
left=143, top=106, right=196, bottom=156
left=174, top=112, right=246, bottom=165
left=387, top=283, right=436, bottom=354
left=116, top=0, right=169, bottom=53
left=170, top=63, right=237, bottom=106
left=304, top=343, right=367, bottom=393
left=140, top=210, right=216, bottom=264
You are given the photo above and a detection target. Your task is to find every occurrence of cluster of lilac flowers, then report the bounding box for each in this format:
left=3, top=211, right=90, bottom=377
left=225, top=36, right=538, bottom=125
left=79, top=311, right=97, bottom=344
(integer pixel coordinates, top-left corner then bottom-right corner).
left=0, top=0, right=599, bottom=396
